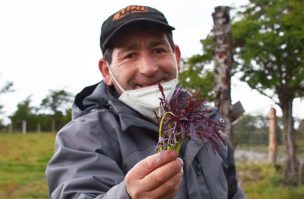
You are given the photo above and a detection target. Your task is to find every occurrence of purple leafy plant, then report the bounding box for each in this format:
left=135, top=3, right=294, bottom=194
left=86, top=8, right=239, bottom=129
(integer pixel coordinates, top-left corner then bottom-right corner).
left=155, top=84, right=225, bottom=153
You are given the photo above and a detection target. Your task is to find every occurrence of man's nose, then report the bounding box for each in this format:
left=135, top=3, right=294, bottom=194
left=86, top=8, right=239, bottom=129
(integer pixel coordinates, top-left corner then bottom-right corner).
left=138, top=54, right=158, bottom=77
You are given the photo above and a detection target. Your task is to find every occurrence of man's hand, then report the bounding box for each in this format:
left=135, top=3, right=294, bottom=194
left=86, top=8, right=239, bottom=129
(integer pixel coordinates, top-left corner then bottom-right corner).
left=125, top=150, right=183, bottom=199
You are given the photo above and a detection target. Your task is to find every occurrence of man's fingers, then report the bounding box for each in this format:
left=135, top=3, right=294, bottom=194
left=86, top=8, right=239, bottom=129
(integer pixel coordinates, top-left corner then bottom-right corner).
left=145, top=166, right=183, bottom=199
left=141, top=157, right=183, bottom=191
left=125, top=150, right=183, bottom=199
left=130, top=150, right=179, bottom=179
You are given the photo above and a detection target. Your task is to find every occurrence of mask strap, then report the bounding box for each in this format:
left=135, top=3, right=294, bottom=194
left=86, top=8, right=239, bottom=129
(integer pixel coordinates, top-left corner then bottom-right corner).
left=175, top=66, right=179, bottom=80
left=173, top=53, right=179, bottom=81
left=106, top=62, right=125, bottom=93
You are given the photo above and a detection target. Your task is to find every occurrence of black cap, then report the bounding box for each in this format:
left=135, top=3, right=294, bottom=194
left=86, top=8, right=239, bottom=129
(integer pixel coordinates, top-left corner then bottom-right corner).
left=100, top=5, right=175, bottom=53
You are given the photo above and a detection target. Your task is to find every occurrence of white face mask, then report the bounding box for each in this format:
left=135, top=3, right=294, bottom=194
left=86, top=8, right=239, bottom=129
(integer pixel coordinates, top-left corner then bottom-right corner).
left=107, top=63, right=178, bottom=120
left=118, top=79, right=178, bottom=120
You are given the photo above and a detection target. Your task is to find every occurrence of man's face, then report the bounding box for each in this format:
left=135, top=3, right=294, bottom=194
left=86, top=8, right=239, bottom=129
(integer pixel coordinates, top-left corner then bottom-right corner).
left=105, top=27, right=180, bottom=93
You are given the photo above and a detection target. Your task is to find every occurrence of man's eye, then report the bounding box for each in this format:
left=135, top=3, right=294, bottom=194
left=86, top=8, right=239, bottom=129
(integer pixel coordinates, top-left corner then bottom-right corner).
left=124, top=53, right=136, bottom=59
left=153, top=48, right=166, bottom=54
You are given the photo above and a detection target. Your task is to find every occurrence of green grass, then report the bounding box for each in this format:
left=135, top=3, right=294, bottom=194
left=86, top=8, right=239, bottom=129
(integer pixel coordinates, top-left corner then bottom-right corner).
left=0, top=132, right=304, bottom=199
left=237, top=163, right=304, bottom=199
left=0, top=133, right=55, bottom=199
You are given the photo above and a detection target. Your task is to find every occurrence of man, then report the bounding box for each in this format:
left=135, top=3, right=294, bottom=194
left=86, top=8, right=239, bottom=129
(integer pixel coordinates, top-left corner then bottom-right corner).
left=46, top=5, right=245, bottom=199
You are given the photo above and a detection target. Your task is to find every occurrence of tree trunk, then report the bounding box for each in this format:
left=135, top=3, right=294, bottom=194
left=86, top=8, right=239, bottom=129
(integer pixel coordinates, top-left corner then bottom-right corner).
left=281, top=98, right=298, bottom=185
left=212, top=6, right=234, bottom=146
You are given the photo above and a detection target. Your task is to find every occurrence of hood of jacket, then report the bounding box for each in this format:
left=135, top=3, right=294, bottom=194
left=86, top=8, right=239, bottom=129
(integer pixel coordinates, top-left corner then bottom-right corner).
left=71, top=81, right=159, bottom=131
left=72, top=82, right=109, bottom=119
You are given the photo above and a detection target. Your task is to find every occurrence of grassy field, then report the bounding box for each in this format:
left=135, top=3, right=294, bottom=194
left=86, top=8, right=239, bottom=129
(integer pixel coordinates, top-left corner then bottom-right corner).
left=238, top=163, right=304, bottom=199
left=0, top=133, right=55, bottom=199
left=0, top=133, right=304, bottom=199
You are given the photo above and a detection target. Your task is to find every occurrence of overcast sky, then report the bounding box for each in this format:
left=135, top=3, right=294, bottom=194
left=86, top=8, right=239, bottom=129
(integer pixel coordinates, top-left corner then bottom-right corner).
left=0, top=0, right=303, bottom=124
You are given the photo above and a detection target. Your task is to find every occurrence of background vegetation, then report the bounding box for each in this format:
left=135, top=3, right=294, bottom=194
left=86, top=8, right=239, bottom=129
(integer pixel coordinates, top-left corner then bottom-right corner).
left=0, top=133, right=55, bottom=199
left=0, top=89, right=72, bottom=133
left=0, top=132, right=303, bottom=199
left=180, top=0, right=304, bottom=185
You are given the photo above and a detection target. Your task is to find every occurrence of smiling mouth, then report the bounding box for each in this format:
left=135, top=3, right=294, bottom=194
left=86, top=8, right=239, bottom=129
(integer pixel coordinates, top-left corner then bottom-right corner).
left=134, top=80, right=165, bottom=89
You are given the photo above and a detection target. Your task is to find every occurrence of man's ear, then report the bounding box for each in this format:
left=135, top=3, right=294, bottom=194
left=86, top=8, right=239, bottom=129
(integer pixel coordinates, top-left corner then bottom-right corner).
left=98, top=59, right=112, bottom=86
left=174, top=45, right=182, bottom=71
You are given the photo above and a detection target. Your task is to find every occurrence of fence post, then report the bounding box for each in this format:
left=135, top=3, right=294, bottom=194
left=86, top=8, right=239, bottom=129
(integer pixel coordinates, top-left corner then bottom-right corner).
left=268, top=107, right=277, bottom=164
left=22, top=120, right=27, bottom=134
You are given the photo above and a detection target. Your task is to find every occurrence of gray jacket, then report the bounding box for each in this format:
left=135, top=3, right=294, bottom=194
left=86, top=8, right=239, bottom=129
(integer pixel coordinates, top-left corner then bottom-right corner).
left=45, top=82, right=245, bottom=199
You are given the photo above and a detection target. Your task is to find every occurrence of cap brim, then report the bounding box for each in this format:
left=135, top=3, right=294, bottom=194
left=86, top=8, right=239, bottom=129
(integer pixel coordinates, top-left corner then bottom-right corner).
left=102, top=18, right=175, bottom=51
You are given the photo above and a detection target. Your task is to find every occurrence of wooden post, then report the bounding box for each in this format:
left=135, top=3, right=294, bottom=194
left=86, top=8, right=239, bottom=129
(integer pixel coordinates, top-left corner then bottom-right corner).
left=268, top=107, right=277, bottom=164
left=212, top=6, right=234, bottom=145
left=52, top=118, right=56, bottom=133
left=22, top=120, right=27, bottom=134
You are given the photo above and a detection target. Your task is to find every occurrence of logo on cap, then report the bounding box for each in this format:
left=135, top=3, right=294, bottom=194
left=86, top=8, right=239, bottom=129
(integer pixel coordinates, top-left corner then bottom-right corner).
left=112, top=6, right=149, bottom=21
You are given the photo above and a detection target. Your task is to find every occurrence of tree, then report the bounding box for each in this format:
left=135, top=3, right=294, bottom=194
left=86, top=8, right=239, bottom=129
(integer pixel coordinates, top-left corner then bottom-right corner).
left=212, top=6, right=234, bottom=145
left=0, top=81, right=13, bottom=95
left=0, top=76, right=13, bottom=114
left=180, top=10, right=243, bottom=146
left=232, top=0, right=304, bottom=185
left=10, top=96, right=35, bottom=132
left=0, top=75, right=13, bottom=127
left=180, top=0, right=304, bottom=185
left=179, top=38, right=214, bottom=101
left=40, top=89, right=73, bottom=132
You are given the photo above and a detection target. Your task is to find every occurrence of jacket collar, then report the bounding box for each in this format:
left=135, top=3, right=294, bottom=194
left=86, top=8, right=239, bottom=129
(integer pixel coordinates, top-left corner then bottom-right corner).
left=73, top=81, right=158, bottom=133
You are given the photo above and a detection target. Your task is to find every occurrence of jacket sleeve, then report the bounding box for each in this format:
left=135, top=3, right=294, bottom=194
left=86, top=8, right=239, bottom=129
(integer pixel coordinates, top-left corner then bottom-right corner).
left=45, top=115, right=130, bottom=199
left=227, top=145, right=246, bottom=199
